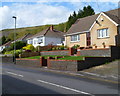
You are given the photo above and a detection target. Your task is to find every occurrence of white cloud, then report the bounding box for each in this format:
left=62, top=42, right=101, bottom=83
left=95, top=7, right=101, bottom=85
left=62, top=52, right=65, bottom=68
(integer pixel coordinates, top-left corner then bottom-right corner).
left=0, top=3, right=72, bottom=30
left=0, top=6, right=14, bottom=30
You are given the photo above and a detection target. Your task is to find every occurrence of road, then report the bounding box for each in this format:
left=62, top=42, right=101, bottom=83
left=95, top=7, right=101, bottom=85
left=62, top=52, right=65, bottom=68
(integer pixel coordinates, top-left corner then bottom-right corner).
left=1, top=63, right=119, bottom=95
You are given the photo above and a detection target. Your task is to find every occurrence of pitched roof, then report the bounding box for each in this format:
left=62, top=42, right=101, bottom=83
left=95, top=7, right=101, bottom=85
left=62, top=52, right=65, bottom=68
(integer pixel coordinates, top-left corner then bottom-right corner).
left=66, top=8, right=120, bottom=35
left=16, top=33, right=33, bottom=41
left=1, top=41, right=12, bottom=47
left=27, top=26, right=65, bottom=39
left=66, top=14, right=99, bottom=35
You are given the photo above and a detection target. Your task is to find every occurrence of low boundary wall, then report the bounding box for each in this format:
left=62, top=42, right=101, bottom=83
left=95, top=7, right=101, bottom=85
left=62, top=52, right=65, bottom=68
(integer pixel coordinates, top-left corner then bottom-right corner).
left=40, top=50, right=69, bottom=56
left=48, top=57, right=113, bottom=71
left=79, top=48, right=111, bottom=57
left=16, top=58, right=41, bottom=67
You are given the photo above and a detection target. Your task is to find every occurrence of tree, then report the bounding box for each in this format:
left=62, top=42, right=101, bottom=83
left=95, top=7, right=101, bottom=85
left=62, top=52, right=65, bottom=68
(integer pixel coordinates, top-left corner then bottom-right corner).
left=66, top=5, right=95, bottom=31
left=9, top=41, right=27, bottom=50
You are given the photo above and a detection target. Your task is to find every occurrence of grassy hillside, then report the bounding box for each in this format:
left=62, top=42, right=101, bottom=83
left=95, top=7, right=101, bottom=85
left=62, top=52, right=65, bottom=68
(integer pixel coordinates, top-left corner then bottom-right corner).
left=0, top=22, right=66, bottom=41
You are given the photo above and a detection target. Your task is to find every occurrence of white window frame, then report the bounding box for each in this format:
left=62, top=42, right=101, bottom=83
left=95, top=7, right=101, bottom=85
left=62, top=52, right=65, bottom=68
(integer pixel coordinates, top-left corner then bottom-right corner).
left=97, top=28, right=109, bottom=38
left=37, top=37, right=43, bottom=43
left=28, top=39, right=33, bottom=44
left=70, top=34, right=80, bottom=42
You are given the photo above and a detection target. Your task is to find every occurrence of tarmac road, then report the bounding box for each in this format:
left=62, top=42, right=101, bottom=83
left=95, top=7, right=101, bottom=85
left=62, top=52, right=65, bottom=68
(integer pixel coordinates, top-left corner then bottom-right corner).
left=1, top=63, right=119, bottom=95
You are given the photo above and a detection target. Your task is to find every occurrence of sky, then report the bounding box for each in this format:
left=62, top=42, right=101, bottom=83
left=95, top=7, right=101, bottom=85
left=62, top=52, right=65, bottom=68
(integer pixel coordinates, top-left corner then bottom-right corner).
left=0, top=0, right=119, bottom=30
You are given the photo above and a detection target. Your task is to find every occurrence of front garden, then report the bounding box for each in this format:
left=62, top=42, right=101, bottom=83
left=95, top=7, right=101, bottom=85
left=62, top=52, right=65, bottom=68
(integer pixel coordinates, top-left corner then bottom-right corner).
left=24, top=55, right=85, bottom=60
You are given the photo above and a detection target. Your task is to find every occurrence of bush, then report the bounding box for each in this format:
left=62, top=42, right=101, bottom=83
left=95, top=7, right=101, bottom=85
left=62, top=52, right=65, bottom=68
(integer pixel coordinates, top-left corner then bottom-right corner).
left=4, top=49, right=22, bottom=57
left=23, top=44, right=35, bottom=51
left=72, top=44, right=80, bottom=49
left=9, top=41, right=27, bottom=51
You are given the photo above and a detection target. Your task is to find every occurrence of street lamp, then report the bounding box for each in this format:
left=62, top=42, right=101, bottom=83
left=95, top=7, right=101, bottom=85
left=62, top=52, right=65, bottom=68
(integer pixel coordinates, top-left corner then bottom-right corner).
left=12, top=16, right=17, bottom=64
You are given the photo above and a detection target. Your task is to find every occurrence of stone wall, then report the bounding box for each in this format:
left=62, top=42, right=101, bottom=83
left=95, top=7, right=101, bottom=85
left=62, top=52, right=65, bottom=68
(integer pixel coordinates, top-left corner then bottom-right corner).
left=40, top=50, right=69, bottom=56
left=48, top=57, right=113, bottom=71
left=20, top=52, right=40, bottom=58
left=49, top=60, right=78, bottom=71
left=79, top=48, right=111, bottom=57
left=2, top=57, right=14, bottom=64
left=16, top=59, right=41, bottom=67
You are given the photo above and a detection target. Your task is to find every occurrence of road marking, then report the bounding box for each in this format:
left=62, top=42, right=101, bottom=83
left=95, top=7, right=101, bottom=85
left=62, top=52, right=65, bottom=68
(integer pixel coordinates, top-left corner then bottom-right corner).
left=6, top=71, right=24, bottom=77
left=37, top=79, right=94, bottom=96
left=81, top=72, right=100, bottom=77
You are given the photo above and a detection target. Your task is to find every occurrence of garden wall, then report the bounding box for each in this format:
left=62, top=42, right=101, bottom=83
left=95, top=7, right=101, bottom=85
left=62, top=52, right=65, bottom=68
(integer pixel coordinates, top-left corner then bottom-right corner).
left=77, top=57, right=113, bottom=71
left=40, top=50, right=69, bottom=56
left=49, top=60, right=78, bottom=71
left=20, top=52, right=40, bottom=58
left=2, top=57, right=14, bottom=64
left=79, top=48, right=111, bottom=57
left=16, top=58, right=41, bottom=67
left=48, top=57, right=113, bottom=71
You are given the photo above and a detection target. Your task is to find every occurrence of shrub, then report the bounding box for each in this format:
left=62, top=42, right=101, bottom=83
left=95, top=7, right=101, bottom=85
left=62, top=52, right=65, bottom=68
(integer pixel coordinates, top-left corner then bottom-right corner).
left=72, top=44, right=80, bottom=49
left=4, top=49, right=22, bottom=57
left=23, top=44, right=35, bottom=51
left=9, top=41, right=27, bottom=51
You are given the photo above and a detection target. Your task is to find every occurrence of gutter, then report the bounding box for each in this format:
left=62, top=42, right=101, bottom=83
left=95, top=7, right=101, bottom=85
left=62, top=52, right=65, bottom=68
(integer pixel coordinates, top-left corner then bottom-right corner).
left=64, top=31, right=89, bottom=36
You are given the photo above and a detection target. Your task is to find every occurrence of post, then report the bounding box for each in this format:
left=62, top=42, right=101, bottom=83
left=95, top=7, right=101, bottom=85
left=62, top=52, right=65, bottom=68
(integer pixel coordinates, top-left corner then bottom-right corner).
left=12, top=16, right=17, bottom=64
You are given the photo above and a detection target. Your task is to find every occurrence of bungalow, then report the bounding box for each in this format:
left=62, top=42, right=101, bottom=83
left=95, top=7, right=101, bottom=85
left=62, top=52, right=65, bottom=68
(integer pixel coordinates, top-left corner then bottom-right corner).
left=65, top=8, right=120, bottom=48
left=0, top=41, right=12, bottom=52
left=26, top=26, right=65, bottom=47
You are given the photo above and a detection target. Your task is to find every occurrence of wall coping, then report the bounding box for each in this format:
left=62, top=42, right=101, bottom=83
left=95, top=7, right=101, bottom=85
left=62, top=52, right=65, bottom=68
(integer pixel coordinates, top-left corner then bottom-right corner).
left=16, top=58, right=39, bottom=60
left=41, top=50, right=69, bottom=52
left=81, top=48, right=110, bottom=51
left=49, top=59, right=81, bottom=62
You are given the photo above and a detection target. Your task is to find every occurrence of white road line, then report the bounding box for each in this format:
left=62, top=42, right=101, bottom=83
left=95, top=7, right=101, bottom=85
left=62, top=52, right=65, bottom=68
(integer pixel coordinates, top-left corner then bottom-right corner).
left=6, top=71, right=24, bottom=77
left=37, top=79, right=94, bottom=96
left=81, top=72, right=100, bottom=77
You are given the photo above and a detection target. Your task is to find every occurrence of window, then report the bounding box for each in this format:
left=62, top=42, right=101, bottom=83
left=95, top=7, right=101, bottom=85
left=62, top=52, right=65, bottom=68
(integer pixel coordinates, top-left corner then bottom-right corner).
left=71, top=34, right=80, bottom=42
left=37, top=37, right=43, bottom=44
left=97, top=28, right=109, bottom=38
left=28, top=39, right=33, bottom=44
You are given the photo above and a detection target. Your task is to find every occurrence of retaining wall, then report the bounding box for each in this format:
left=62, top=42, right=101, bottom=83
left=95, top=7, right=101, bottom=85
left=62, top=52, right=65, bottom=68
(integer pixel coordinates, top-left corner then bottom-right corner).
left=48, top=57, right=113, bottom=71
left=79, top=48, right=111, bottom=57
left=40, top=50, right=69, bottom=56
left=49, top=60, right=78, bottom=71
left=16, top=59, right=41, bottom=67
left=2, top=57, right=14, bottom=64
left=20, top=52, right=40, bottom=58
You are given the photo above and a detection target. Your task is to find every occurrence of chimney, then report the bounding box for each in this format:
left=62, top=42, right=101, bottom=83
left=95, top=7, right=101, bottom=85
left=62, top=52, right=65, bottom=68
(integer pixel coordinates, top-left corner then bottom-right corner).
left=50, top=25, right=54, bottom=31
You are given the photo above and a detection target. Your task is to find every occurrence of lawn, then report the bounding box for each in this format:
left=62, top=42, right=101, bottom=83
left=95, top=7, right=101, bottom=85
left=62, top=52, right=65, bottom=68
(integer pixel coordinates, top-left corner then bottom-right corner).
left=24, top=55, right=85, bottom=60
left=24, top=55, right=64, bottom=59
left=58, top=56, right=84, bottom=60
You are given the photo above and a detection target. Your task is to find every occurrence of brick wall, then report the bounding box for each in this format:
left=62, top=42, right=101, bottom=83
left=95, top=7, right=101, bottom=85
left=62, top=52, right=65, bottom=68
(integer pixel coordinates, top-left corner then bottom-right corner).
left=16, top=59, right=41, bottom=67
left=40, top=50, right=69, bottom=56
left=79, top=48, right=111, bottom=57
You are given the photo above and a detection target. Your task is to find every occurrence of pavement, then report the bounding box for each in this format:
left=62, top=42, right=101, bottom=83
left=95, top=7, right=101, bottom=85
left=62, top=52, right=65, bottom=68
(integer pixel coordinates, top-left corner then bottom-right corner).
left=1, top=62, right=119, bottom=95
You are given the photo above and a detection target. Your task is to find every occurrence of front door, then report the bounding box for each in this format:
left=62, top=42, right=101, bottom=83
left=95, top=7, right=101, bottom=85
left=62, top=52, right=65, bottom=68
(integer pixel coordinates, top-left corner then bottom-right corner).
left=86, top=32, right=91, bottom=46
